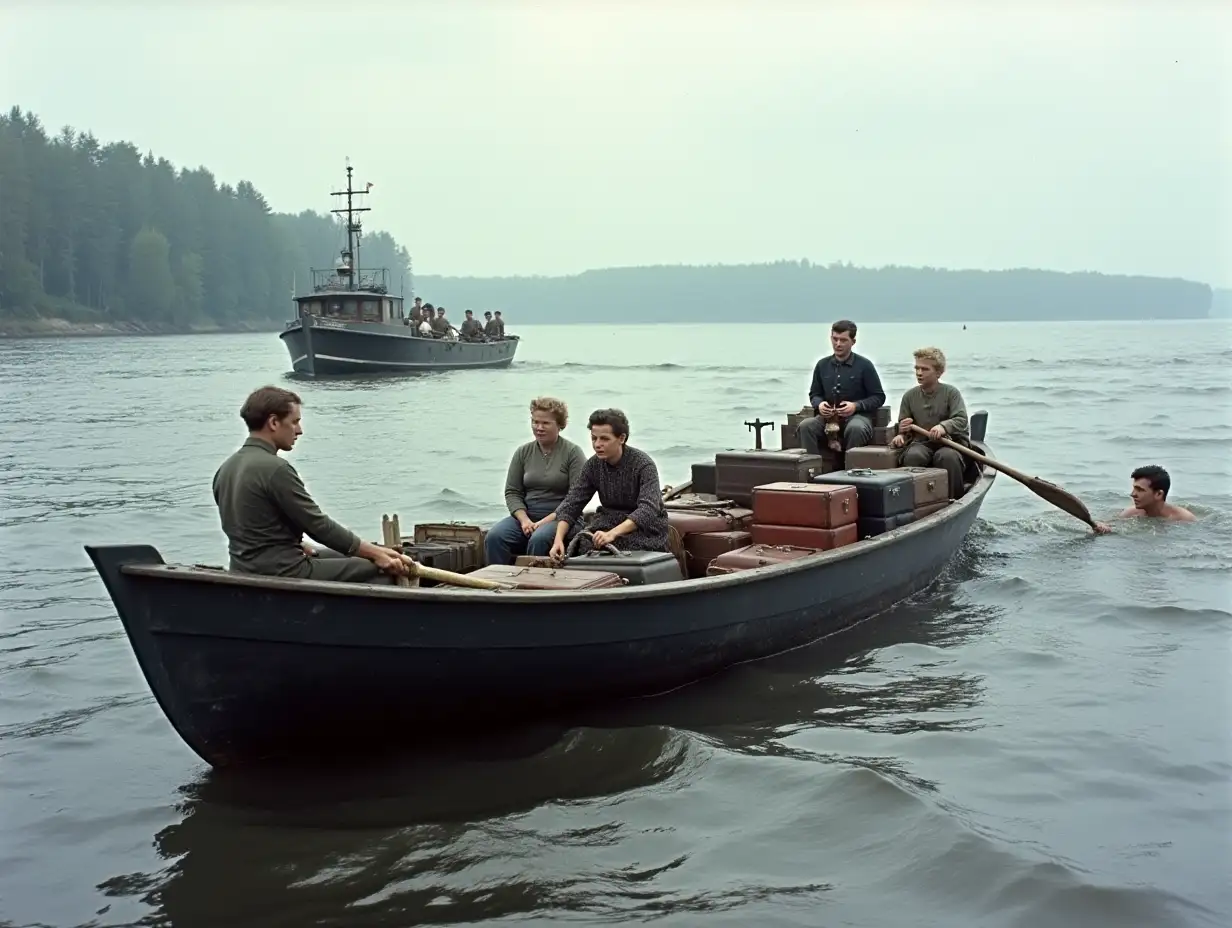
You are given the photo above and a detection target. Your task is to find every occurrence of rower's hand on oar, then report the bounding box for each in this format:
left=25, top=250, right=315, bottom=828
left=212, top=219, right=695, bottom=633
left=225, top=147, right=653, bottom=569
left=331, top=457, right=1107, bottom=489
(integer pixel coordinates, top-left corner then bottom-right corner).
left=897, top=417, right=913, bottom=435
left=889, top=434, right=905, bottom=449
left=927, top=424, right=946, bottom=440
left=371, top=547, right=413, bottom=575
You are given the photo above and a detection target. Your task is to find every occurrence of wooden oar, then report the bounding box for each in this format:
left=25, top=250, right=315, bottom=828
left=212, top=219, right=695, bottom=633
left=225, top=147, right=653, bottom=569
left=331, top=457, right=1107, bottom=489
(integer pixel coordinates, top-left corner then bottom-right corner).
left=405, top=560, right=507, bottom=591
left=908, top=424, right=1096, bottom=529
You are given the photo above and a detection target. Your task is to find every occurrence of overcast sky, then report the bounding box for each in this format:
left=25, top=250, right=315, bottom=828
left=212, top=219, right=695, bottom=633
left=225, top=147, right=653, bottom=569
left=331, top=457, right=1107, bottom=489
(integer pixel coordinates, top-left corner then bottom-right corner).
left=2, top=1, right=1229, bottom=286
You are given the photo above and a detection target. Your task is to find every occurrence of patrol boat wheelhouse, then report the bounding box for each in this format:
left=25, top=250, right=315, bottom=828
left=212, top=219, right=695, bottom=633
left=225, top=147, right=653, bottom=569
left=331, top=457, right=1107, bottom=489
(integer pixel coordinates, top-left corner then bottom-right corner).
left=279, top=163, right=519, bottom=377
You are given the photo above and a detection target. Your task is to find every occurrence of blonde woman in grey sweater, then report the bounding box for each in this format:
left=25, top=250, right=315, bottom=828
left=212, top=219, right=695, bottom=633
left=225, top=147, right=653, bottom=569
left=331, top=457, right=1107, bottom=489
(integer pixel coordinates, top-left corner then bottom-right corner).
left=484, top=397, right=588, bottom=565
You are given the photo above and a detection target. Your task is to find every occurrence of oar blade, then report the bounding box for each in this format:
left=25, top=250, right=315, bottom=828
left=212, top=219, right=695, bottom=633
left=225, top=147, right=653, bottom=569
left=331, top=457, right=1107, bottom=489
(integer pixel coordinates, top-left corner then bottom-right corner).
left=1026, top=477, right=1095, bottom=528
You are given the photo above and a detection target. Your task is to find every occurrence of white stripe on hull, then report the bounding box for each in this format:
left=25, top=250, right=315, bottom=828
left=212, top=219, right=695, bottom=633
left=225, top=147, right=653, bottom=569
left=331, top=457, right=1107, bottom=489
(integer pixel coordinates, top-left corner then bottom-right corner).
left=312, top=353, right=514, bottom=369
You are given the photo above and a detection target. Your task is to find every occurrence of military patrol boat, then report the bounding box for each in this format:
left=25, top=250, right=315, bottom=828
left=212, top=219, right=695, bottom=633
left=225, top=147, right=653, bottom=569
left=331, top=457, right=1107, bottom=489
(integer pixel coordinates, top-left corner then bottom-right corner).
left=279, top=163, right=519, bottom=377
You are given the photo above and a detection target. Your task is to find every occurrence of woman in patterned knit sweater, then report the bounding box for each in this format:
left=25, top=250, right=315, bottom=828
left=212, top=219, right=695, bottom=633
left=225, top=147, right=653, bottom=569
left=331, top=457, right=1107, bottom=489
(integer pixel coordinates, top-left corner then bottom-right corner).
left=549, top=408, right=671, bottom=559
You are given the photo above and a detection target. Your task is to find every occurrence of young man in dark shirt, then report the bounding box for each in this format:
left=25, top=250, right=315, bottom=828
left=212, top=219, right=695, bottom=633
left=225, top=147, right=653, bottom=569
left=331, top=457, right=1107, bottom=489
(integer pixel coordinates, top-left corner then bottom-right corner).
left=212, top=386, right=415, bottom=583
left=797, top=319, right=887, bottom=456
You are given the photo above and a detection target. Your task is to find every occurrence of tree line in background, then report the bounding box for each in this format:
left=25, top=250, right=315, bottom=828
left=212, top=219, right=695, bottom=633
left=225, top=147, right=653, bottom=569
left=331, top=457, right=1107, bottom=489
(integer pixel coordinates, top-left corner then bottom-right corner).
left=0, top=107, right=411, bottom=326
left=419, top=262, right=1215, bottom=324
left=0, top=105, right=1216, bottom=329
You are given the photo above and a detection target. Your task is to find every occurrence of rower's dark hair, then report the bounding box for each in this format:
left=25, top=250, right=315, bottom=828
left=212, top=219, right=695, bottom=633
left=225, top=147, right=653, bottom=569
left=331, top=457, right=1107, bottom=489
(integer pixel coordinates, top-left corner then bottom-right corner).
left=832, top=319, right=857, bottom=338
left=1131, top=465, right=1170, bottom=498
left=240, top=386, right=302, bottom=431
left=588, top=407, right=630, bottom=439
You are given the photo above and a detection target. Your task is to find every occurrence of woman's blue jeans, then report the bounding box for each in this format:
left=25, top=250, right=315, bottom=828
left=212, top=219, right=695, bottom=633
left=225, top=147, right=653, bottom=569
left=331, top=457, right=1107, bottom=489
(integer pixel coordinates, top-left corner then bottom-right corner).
left=484, top=506, right=560, bottom=565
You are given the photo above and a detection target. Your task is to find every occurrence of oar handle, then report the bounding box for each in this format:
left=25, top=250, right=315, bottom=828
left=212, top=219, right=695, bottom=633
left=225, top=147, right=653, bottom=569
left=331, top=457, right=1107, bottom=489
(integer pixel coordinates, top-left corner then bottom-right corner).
left=906, top=423, right=1027, bottom=481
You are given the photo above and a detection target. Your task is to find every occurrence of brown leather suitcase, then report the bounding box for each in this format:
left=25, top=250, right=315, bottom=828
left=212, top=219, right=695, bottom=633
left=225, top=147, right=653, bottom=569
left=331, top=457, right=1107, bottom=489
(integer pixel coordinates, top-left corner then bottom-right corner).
left=466, top=564, right=625, bottom=590
left=751, top=482, right=858, bottom=529
left=750, top=523, right=858, bottom=550
left=684, top=529, right=753, bottom=578
left=872, top=425, right=894, bottom=446
left=780, top=423, right=801, bottom=450
left=714, top=449, right=825, bottom=507
left=513, top=555, right=555, bottom=567
left=667, top=507, right=753, bottom=536
left=412, top=522, right=486, bottom=569
left=873, top=406, right=891, bottom=427
left=400, top=541, right=469, bottom=574
left=706, top=542, right=824, bottom=575
left=844, top=446, right=899, bottom=470
left=893, top=466, right=950, bottom=506
left=914, top=500, right=952, bottom=518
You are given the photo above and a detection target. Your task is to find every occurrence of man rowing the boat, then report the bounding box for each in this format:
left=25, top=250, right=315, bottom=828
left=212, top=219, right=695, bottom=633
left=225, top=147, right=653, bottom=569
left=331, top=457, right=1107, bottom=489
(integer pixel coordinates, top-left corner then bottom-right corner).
left=212, top=386, right=416, bottom=583
left=1092, top=465, right=1197, bottom=533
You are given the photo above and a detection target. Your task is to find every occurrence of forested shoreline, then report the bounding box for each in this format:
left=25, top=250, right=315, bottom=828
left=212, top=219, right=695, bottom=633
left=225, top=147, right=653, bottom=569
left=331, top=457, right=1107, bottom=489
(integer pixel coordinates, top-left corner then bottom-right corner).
left=0, top=105, right=1216, bottom=337
left=0, top=106, right=410, bottom=337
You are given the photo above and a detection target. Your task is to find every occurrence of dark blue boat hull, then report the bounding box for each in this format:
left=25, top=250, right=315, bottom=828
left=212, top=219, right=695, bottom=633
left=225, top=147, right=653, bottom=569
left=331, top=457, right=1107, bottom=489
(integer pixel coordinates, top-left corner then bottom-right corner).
left=280, top=316, right=518, bottom=376
left=84, top=458, right=995, bottom=768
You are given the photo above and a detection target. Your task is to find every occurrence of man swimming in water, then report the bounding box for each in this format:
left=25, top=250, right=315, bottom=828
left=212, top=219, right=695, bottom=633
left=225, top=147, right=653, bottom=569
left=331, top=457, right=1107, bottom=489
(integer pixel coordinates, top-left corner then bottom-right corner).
left=1093, top=465, right=1196, bottom=533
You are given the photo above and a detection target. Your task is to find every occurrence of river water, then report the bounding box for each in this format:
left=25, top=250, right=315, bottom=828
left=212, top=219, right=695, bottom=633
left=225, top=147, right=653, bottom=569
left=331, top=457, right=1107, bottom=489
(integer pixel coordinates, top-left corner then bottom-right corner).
left=1, top=320, right=1229, bottom=928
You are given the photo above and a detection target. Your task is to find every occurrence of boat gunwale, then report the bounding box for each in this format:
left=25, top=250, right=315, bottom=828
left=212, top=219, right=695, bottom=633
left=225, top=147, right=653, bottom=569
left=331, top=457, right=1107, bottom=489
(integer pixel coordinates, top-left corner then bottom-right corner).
left=112, top=447, right=996, bottom=605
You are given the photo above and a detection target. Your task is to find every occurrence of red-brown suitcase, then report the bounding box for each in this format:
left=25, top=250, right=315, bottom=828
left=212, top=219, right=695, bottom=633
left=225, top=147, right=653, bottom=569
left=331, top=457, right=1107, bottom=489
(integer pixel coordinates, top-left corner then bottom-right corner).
left=891, top=466, right=950, bottom=507
left=706, top=542, right=823, bottom=575
left=666, top=507, right=753, bottom=536
left=714, top=449, right=825, bottom=506
left=751, top=482, right=858, bottom=529
left=843, top=446, right=899, bottom=470
left=750, top=523, right=858, bottom=550
left=914, top=500, right=952, bottom=518
left=466, top=565, right=625, bottom=590
left=683, top=529, right=753, bottom=578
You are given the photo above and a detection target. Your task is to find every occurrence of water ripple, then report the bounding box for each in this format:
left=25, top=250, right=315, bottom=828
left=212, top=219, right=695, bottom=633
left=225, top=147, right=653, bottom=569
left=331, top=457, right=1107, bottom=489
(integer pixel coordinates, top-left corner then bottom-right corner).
left=0, top=321, right=1229, bottom=928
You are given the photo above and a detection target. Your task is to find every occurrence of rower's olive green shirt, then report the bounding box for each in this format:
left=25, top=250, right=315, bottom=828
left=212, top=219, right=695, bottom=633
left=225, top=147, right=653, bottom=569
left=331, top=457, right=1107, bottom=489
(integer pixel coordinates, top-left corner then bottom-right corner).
left=897, top=382, right=969, bottom=440
left=212, top=437, right=361, bottom=576
left=504, top=437, right=587, bottom=516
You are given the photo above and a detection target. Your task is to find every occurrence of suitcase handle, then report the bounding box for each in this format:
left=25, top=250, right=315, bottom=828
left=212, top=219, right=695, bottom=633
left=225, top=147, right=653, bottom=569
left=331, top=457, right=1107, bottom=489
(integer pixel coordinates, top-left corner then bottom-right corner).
left=565, top=530, right=626, bottom=559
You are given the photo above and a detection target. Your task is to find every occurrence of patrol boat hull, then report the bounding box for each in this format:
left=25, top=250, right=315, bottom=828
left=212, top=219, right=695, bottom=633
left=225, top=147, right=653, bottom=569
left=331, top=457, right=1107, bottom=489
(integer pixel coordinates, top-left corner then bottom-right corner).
left=280, top=316, right=518, bottom=377
left=82, top=441, right=996, bottom=769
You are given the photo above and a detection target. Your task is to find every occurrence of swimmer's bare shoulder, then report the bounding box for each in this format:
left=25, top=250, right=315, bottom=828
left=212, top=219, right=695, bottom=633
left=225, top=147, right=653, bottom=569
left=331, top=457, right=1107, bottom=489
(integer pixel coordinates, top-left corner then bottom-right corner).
left=1114, top=505, right=1196, bottom=522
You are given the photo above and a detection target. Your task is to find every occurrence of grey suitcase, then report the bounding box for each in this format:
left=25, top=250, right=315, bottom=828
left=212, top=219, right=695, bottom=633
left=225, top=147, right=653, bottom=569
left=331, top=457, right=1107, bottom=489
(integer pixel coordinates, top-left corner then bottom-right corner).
left=563, top=549, right=683, bottom=586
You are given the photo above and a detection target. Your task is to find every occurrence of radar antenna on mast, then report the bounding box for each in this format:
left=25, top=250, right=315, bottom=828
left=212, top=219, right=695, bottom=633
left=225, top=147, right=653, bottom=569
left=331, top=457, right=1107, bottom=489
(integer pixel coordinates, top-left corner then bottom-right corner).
left=330, top=156, right=372, bottom=292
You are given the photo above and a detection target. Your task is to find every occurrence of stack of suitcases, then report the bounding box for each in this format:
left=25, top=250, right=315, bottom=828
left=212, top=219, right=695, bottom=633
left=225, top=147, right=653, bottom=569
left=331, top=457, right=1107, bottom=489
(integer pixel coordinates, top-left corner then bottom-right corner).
left=400, top=522, right=487, bottom=576
left=704, top=481, right=861, bottom=577
left=665, top=504, right=754, bottom=579
left=780, top=405, right=895, bottom=467
left=812, top=465, right=953, bottom=537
